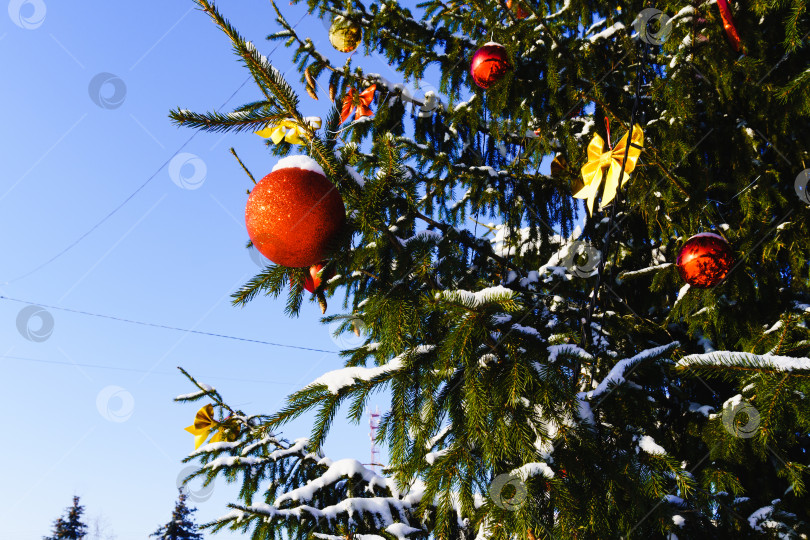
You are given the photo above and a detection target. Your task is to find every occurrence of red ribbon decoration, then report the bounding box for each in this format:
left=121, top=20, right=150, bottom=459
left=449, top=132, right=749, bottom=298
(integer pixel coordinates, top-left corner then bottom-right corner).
left=340, top=84, right=377, bottom=124
left=716, top=0, right=742, bottom=53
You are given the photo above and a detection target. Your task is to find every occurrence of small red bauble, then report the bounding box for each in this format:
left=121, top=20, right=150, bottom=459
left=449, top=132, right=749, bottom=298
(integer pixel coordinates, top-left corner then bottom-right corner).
left=470, top=42, right=512, bottom=89
left=245, top=157, right=346, bottom=268
left=506, top=0, right=530, bottom=19
left=676, top=232, right=734, bottom=288
left=303, top=263, right=334, bottom=293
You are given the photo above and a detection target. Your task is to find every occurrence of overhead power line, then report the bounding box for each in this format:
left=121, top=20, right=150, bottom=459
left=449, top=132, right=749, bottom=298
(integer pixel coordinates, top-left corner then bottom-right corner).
left=1, top=295, right=338, bottom=354
left=0, top=77, right=248, bottom=285
left=2, top=12, right=307, bottom=285
left=0, top=353, right=298, bottom=385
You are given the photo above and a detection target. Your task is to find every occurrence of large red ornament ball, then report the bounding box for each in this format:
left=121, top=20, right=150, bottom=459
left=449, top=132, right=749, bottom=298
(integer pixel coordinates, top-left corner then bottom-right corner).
left=245, top=156, right=346, bottom=268
left=676, top=232, right=734, bottom=288
left=470, top=42, right=512, bottom=89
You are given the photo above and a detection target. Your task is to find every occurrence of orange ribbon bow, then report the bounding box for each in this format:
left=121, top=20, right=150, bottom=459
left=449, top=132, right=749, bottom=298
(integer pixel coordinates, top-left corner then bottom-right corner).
left=716, top=0, right=743, bottom=53
left=340, top=84, right=376, bottom=124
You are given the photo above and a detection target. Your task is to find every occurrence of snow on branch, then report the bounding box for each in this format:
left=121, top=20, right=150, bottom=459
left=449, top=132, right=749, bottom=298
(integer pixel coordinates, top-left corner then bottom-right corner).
left=746, top=501, right=798, bottom=535
left=512, top=462, right=555, bottom=479
left=547, top=344, right=594, bottom=363
left=544, top=0, right=572, bottom=19
left=616, top=263, right=673, bottom=283
left=586, top=342, right=680, bottom=399
left=276, top=458, right=388, bottom=505
left=534, top=231, right=601, bottom=280
left=242, top=435, right=284, bottom=456
left=201, top=427, right=425, bottom=536
left=588, top=22, right=626, bottom=42
left=673, top=283, right=690, bottom=308
left=677, top=352, right=810, bottom=374
left=238, top=495, right=417, bottom=529
left=306, top=345, right=436, bottom=394
left=174, top=371, right=217, bottom=402
left=385, top=523, right=423, bottom=540
left=269, top=437, right=310, bottom=460
left=426, top=424, right=452, bottom=450
left=191, top=440, right=241, bottom=456
left=435, top=285, right=516, bottom=309
left=491, top=225, right=538, bottom=260
left=204, top=455, right=266, bottom=470
left=637, top=435, right=667, bottom=456
left=397, top=229, right=443, bottom=247
left=175, top=389, right=213, bottom=401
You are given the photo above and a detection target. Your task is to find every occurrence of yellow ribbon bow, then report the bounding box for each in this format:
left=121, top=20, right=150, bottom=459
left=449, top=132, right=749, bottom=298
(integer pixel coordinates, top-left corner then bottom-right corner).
left=574, top=124, right=644, bottom=216
left=255, top=117, right=322, bottom=145
left=184, top=404, right=224, bottom=450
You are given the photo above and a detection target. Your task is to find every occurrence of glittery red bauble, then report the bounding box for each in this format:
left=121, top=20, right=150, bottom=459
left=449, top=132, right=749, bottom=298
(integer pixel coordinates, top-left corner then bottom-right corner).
left=676, top=232, right=734, bottom=288
left=470, top=43, right=512, bottom=89
left=246, top=168, right=346, bottom=268
left=303, top=263, right=334, bottom=293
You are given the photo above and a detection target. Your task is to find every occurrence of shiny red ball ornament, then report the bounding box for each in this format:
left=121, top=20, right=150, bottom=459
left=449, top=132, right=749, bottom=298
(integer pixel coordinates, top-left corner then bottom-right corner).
left=303, top=263, right=334, bottom=293
left=470, top=42, right=512, bottom=89
left=506, top=0, right=530, bottom=19
left=245, top=157, right=346, bottom=268
left=676, top=232, right=734, bottom=288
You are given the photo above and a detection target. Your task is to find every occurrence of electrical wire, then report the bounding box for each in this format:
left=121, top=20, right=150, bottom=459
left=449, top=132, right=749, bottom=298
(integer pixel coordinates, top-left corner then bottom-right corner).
left=0, top=353, right=298, bottom=385
left=1, top=295, right=338, bottom=354
left=0, top=78, right=249, bottom=285
left=2, top=12, right=308, bottom=285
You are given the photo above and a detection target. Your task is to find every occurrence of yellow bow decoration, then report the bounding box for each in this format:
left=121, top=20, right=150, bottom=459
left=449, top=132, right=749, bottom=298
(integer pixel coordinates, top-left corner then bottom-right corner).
left=255, top=117, right=322, bottom=145
left=574, top=124, right=644, bottom=216
left=184, top=404, right=224, bottom=450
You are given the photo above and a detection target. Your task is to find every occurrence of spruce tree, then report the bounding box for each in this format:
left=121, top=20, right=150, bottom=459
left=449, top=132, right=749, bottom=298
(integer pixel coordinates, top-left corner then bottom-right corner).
left=150, top=489, right=204, bottom=540
left=44, top=496, right=88, bottom=540
left=170, top=0, right=809, bottom=537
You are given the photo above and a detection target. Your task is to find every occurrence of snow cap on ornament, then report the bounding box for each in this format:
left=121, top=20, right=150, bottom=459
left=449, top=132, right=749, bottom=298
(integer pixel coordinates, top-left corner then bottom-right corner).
left=676, top=232, right=734, bottom=288
left=245, top=155, right=346, bottom=268
left=470, top=42, right=512, bottom=89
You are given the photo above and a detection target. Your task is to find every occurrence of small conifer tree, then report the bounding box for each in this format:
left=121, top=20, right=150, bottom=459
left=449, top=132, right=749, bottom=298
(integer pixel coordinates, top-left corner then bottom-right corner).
left=150, top=489, right=204, bottom=540
left=44, top=496, right=88, bottom=540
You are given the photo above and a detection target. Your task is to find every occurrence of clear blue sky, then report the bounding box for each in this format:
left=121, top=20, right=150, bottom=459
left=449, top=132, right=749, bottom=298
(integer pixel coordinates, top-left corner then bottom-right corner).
left=0, top=1, right=412, bottom=537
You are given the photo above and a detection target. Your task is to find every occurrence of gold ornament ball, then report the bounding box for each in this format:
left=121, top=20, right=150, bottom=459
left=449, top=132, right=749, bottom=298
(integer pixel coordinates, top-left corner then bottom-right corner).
left=329, top=17, right=362, bottom=53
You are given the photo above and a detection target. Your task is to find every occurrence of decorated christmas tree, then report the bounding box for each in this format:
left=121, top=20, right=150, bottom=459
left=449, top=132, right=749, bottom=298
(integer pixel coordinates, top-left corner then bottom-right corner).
left=170, top=0, right=809, bottom=537
left=44, top=496, right=88, bottom=540
left=150, top=489, right=204, bottom=540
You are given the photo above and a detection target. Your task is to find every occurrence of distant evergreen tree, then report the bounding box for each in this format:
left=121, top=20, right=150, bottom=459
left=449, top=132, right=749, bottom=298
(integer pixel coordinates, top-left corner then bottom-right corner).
left=150, top=489, right=204, bottom=540
left=43, top=496, right=88, bottom=540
